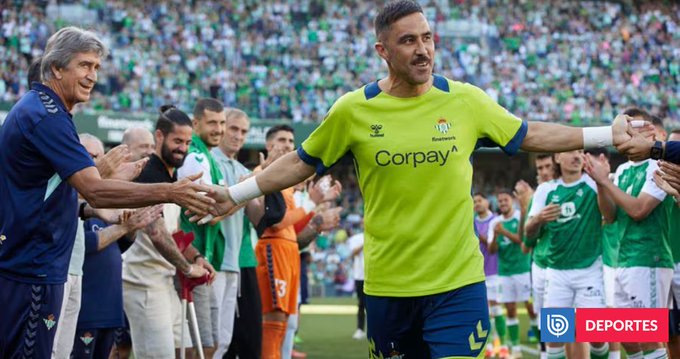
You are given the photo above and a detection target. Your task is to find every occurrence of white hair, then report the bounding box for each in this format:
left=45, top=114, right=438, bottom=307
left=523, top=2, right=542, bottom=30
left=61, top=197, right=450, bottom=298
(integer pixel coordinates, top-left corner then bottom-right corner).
left=41, top=26, right=108, bottom=82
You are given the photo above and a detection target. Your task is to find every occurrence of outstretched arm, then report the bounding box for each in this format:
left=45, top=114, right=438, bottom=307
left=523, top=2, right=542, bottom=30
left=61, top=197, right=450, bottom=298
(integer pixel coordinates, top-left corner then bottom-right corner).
left=69, top=168, right=214, bottom=216
left=520, top=115, right=636, bottom=153
left=520, top=122, right=585, bottom=152
left=257, top=152, right=316, bottom=194
left=208, top=152, right=316, bottom=217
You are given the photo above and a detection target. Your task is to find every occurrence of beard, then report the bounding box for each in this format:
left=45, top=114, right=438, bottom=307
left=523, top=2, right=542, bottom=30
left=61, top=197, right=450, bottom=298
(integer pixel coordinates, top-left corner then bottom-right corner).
left=161, top=141, right=187, bottom=168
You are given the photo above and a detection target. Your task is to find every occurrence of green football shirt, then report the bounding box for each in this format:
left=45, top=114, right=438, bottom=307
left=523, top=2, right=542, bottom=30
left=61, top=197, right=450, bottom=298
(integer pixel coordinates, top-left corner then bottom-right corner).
left=528, top=175, right=602, bottom=270
left=522, top=197, right=550, bottom=269
left=614, top=160, right=672, bottom=268
left=602, top=222, right=620, bottom=268
left=489, top=211, right=530, bottom=276
left=299, top=75, right=527, bottom=296
left=666, top=199, right=680, bottom=264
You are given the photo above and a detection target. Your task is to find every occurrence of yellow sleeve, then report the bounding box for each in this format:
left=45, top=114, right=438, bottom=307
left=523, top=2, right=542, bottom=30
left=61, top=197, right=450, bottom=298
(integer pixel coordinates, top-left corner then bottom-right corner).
left=298, top=92, right=354, bottom=174
left=463, top=83, right=527, bottom=155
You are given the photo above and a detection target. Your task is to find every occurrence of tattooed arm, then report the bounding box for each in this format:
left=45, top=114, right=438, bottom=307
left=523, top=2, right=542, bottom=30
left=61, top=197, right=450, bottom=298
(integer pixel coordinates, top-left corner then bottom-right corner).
left=297, top=225, right=319, bottom=251
left=143, top=217, right=208, bottom=278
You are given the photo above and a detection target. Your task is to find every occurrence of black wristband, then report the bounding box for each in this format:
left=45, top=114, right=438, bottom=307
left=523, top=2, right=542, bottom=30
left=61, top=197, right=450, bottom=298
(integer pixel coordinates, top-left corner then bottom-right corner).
left=650, top=141, right=664, bottom=160
left=79, top=202, right=87, bottom=220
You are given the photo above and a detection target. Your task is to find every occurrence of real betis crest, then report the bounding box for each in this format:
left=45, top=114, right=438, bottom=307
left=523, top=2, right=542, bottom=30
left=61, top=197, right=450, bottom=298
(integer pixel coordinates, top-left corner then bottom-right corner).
left=80, top=332, right=94, bottom=345
left=44, top=314, right=56, bottom=330
left=435, top=118, right=451, bottom=134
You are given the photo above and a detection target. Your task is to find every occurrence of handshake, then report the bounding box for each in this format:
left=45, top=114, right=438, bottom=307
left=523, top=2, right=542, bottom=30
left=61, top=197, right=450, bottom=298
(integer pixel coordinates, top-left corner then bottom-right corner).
left=610, top=114, right=663, bottom=161
left=592, top=114, right=680, bottom=201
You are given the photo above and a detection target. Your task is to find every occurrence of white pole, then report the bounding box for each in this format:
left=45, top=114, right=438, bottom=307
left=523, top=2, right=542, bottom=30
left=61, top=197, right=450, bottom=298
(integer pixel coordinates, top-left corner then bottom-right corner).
left=189, top=301, right=205, bottom=359
left=180, top=298, right=187, bottom=359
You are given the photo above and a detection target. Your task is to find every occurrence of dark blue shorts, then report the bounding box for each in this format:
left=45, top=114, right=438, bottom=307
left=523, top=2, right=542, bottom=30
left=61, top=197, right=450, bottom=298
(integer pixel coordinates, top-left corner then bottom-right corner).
left=72, top=328, right=117, bottom=359
left=0, top=275, right=64, bottom=358
left=366, top=281, right=489, bottom=359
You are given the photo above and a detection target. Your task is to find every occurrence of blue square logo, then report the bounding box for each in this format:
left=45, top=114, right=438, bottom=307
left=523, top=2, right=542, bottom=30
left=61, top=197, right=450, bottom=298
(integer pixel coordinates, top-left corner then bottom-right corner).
left=541, top=308, right=575, bottom=343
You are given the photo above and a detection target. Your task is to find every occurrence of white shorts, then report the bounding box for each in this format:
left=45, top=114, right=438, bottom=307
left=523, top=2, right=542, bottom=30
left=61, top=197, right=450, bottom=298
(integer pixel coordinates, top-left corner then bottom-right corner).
left=498, top=272, right=532, bottom=304
left=212, top=271, right=240, bottom=358
left=614, top=266, right=673, bottom=309
left=544, top=258, right=606, bottom=309
left=123, top=282, right=192, bottom=358
left=671, top=263, right=680, bottom=306
left=52, top=274, right=82, bottom=359
left=531, top=263, right=547, bottom=328
left=603, top=264, right=617, bottom=307
left=486, top=275, right=499, bottom=302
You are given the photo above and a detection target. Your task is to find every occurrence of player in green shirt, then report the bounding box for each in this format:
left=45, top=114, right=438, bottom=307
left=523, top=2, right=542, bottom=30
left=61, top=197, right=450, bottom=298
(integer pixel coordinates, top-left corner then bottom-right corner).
left=489, top=191, right=535, bottom=358
left=199, top=2, right=645, bottom=357
left=585, top=147, right=622, bottom=359
left=519, top=153, right=554, bottom=359
left=659, top=129, right=680, bottom=358
left=526, top=150, right=611, bottom=359
left=585, top=109, right=672, bottom=359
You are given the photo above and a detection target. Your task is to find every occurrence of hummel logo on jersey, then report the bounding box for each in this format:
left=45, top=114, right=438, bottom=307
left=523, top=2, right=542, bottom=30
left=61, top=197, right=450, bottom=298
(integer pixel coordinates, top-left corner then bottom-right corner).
left=370, top=124, right=384, bottom=138
left=375, top=144, right=457, bottom=168
left=576, top=188, right=583, bottom=197
left=551, top=195, right=560, bottom=203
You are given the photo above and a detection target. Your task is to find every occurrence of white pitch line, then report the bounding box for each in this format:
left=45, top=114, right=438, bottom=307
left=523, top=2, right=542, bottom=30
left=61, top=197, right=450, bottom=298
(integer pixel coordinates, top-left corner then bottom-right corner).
left=300, top=304, right=358, bottom=315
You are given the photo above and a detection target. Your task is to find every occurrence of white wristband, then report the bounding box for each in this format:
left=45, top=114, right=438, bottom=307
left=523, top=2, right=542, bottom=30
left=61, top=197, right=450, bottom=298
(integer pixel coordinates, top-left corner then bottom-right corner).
left=228, top=176, right=264, bottom=205
left=583, top=126, right=613, bottom=149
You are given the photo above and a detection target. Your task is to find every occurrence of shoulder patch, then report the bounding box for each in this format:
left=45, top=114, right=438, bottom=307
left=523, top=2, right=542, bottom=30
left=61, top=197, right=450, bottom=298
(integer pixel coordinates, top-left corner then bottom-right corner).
left=38, top=92, right=60, bottom=114
left=432, top=75, right=450, bottom=92
left=364, top=82, right=381, bottom=100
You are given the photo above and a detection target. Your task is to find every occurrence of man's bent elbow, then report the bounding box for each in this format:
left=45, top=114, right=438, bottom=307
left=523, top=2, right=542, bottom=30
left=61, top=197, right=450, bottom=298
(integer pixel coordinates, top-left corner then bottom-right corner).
left=628, top=208, right=651, bottom=222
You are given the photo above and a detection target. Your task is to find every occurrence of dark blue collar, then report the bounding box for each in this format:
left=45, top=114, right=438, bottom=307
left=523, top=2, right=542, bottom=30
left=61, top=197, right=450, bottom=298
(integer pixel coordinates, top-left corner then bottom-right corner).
left=30, top=82, right=70, bottom=115
left=364, top=74, right=450, bottom=100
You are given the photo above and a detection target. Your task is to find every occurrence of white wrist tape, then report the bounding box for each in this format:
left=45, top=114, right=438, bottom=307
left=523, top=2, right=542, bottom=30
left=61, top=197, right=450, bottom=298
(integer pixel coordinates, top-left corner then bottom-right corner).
left=583, top=126, right=613, bottom=148
left=228, top=176, right=263, bottom=205
left=630, top=120, right=645, bottom=128
left=197, top=214, right=214, bottom=225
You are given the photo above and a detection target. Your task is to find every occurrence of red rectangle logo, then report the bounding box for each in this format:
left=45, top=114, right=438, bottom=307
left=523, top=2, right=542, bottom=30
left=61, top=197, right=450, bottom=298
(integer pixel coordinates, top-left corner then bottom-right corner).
left=575, top=308, right=668, bottom=342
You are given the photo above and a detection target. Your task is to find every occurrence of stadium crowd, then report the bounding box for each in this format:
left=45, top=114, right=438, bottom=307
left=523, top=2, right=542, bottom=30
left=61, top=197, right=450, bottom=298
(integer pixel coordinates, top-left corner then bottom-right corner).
left=1, top=0, right=679, bottom=124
